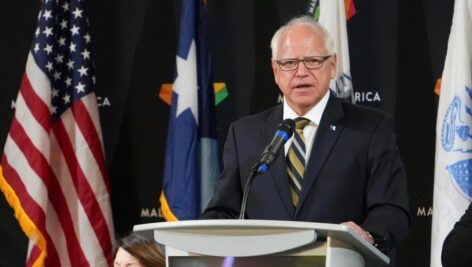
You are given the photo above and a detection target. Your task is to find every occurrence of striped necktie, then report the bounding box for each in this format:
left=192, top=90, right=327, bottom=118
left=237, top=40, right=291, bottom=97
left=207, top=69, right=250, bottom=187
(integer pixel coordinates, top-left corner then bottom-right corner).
left=287, top=117, right=310, bottom=208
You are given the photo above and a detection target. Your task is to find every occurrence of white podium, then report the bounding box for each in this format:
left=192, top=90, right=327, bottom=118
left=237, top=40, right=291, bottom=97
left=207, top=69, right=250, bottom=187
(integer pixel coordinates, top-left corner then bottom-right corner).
left=133, top=220, right=389, bottom=267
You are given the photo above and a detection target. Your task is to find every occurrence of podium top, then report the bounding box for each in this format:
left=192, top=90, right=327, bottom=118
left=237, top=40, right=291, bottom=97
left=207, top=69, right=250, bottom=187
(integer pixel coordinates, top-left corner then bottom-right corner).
left=133, top=219, right=389, bottom=265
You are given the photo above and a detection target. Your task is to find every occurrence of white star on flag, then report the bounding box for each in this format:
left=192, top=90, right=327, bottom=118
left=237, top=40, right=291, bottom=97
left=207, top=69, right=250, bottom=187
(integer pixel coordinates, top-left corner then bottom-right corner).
left=78, top=65, right=88, bottom=76
left=72, top=8, right=83, bottom=18
left=173, top=40, right=198, bottom=123
left=71, top=25, right=80, bottom=35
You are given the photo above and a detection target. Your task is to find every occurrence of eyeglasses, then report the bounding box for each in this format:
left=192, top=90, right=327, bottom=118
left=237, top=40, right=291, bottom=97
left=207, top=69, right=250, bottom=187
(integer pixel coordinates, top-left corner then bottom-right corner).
left=275, top=55, right=332, bottom=71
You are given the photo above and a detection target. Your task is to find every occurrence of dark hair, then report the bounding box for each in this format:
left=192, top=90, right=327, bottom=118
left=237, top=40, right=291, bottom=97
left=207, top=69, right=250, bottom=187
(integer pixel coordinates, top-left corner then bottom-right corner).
left=114, top=233, right=165, bottom=267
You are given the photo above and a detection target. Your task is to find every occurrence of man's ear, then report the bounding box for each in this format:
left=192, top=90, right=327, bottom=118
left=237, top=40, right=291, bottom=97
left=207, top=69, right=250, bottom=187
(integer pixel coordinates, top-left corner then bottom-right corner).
left=272, top=60, right=280, bottom=85
left=330, top=53, right=337, bottom=79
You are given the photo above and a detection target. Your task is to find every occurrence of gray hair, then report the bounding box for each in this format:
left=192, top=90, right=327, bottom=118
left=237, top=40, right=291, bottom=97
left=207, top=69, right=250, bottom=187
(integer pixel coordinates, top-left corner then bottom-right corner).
left=270, top=16, right=335, bottom=59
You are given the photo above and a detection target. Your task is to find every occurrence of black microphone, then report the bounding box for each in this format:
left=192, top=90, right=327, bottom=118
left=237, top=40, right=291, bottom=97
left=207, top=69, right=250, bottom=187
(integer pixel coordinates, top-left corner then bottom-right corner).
left=256, top=119, right=295, bottom=174
left=239, top=119, right=295, bottom=219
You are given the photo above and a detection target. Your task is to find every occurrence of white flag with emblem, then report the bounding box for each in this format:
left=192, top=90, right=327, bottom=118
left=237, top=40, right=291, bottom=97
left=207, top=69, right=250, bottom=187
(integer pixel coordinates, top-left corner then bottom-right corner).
left=431, top=0, right=472, bottom=266
left=318, top=0, right=353, bottom=101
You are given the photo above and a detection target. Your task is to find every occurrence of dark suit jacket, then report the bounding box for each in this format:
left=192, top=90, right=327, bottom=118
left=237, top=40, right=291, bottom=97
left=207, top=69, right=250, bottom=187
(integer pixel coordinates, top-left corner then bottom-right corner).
left=201, top=94, right=410, bottom=251
left=442, top=202, right=472, bottom=267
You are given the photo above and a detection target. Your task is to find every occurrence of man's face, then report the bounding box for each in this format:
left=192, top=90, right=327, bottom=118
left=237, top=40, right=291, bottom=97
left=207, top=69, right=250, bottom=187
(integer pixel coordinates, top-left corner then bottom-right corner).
left=272, top=25, right=336, bottom=115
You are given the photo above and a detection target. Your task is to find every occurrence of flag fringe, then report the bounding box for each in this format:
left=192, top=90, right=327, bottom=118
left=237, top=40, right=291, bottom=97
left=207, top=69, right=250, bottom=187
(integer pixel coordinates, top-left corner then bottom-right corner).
left=0, top=164, right=47, bottom=267
left=159, top=192, right=178, bottom=221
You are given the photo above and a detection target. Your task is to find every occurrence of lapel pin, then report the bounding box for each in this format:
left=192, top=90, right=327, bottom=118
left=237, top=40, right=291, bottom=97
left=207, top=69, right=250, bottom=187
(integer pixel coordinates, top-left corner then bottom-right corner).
left=329, top=124, right=336, bottom=131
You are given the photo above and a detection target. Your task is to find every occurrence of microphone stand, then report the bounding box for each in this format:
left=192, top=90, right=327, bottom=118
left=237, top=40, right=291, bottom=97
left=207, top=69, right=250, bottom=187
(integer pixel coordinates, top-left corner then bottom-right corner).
left=237, top=119, right=293, bottom=219
left=239, top=161, right=264, bottom=220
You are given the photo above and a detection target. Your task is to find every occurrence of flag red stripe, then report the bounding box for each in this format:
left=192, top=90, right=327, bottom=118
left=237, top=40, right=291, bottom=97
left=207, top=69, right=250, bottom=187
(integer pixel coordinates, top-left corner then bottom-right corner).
left=2, top=154, right=44, bottom=228
left=72, top=100, right=111, bottom=192
left=1, top=155, right=60, bottom=267
left=52, top=115, right=113, bottom=259
left=26, top=245, right=42, bottom=267
left=20, top=74, right=51, bottom=132
left=9, top=117, right=89, bottom=266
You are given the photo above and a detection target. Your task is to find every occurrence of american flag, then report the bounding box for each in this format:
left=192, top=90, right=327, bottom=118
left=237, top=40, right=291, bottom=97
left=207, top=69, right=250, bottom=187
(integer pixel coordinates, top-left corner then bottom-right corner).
left=0, top=0, right=114, bottom=266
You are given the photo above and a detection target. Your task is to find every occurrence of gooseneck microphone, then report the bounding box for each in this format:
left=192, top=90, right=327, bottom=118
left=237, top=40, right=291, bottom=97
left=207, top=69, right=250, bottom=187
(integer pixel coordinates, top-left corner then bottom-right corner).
left=256, top=119, right=295, bottom=174
left=239, top=119, right=295, bottom=219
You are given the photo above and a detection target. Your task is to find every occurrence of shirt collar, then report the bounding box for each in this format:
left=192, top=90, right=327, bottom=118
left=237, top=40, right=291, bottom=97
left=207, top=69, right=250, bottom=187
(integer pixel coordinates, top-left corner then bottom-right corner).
left=282, top=90, right=330, bottom=125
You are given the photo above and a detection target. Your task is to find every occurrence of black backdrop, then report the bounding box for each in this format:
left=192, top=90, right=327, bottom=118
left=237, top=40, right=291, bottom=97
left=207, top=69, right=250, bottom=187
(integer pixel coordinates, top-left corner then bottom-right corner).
left=0, top=0, right=454, bottom=266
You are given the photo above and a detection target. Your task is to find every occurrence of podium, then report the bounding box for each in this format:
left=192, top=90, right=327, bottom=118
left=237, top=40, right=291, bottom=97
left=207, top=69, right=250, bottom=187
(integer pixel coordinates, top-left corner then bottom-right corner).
left=133, top=219, right=389, bottom=267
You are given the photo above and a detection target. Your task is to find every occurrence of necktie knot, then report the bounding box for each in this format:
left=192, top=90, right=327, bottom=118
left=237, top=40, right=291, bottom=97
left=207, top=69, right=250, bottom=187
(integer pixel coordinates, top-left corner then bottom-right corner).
left=294, top=117, right=310, bottom=130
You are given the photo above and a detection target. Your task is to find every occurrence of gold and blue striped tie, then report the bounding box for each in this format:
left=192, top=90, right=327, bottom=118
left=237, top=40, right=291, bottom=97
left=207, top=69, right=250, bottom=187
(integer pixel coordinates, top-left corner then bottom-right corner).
left=287, top=117, right=310, bottom=207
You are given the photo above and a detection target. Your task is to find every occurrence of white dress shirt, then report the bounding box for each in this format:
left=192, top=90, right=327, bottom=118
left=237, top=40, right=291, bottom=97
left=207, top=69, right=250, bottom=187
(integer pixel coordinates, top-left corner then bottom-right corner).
left=283, top=91, right=330, bottom=162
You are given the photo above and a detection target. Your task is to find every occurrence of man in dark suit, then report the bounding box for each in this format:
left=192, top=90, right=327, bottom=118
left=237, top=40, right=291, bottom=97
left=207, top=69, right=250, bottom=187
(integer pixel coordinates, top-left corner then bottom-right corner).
left=201, top=16, right=410, bottom=252
left=442, top=201, right=472, bottom=267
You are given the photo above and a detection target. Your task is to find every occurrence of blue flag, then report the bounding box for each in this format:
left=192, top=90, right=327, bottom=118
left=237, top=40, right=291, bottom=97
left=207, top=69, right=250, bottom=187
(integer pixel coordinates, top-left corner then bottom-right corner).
left=160, top=0, right=219, bottom=221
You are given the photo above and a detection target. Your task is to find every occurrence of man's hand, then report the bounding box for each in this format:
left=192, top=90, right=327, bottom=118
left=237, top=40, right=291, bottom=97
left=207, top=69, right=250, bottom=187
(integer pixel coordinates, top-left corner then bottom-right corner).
left=342, top=221, right=375, bottom=245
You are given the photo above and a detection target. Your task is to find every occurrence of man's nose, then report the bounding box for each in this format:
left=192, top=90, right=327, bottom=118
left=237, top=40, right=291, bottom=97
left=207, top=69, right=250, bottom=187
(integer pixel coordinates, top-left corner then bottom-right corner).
left=295, top=61, right=309, bottom=76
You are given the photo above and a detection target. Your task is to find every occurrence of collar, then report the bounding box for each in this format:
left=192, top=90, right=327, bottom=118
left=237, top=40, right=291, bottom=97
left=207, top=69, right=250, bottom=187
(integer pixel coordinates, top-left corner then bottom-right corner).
left=282, top=90, right=330, bottom=125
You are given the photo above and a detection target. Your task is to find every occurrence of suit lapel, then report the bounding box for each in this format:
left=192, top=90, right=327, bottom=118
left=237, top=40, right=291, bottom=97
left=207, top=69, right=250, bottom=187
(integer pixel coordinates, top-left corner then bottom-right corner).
left=296, top=95, right=344, bottom=215
left=264, top=105, right=295, bottom=218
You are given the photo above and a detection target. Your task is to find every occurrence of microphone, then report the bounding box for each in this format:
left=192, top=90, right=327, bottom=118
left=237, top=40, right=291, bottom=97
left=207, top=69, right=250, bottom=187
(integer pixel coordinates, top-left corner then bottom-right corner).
left=239, top=119, right=295, bottom=219
left=257, top=119, right=295, bottom=174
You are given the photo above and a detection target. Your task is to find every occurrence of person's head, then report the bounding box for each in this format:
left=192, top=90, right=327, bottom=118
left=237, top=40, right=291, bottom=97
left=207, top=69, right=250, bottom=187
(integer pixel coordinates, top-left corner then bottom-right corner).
left=271, top=16, right=337, bottom=115
left=114, top=233, right=165, bottom=267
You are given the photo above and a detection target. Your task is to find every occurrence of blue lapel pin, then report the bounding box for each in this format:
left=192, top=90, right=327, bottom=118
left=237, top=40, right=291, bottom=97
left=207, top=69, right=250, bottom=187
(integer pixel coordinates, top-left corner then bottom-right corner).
left=329, top=124, right=336, bottom=131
